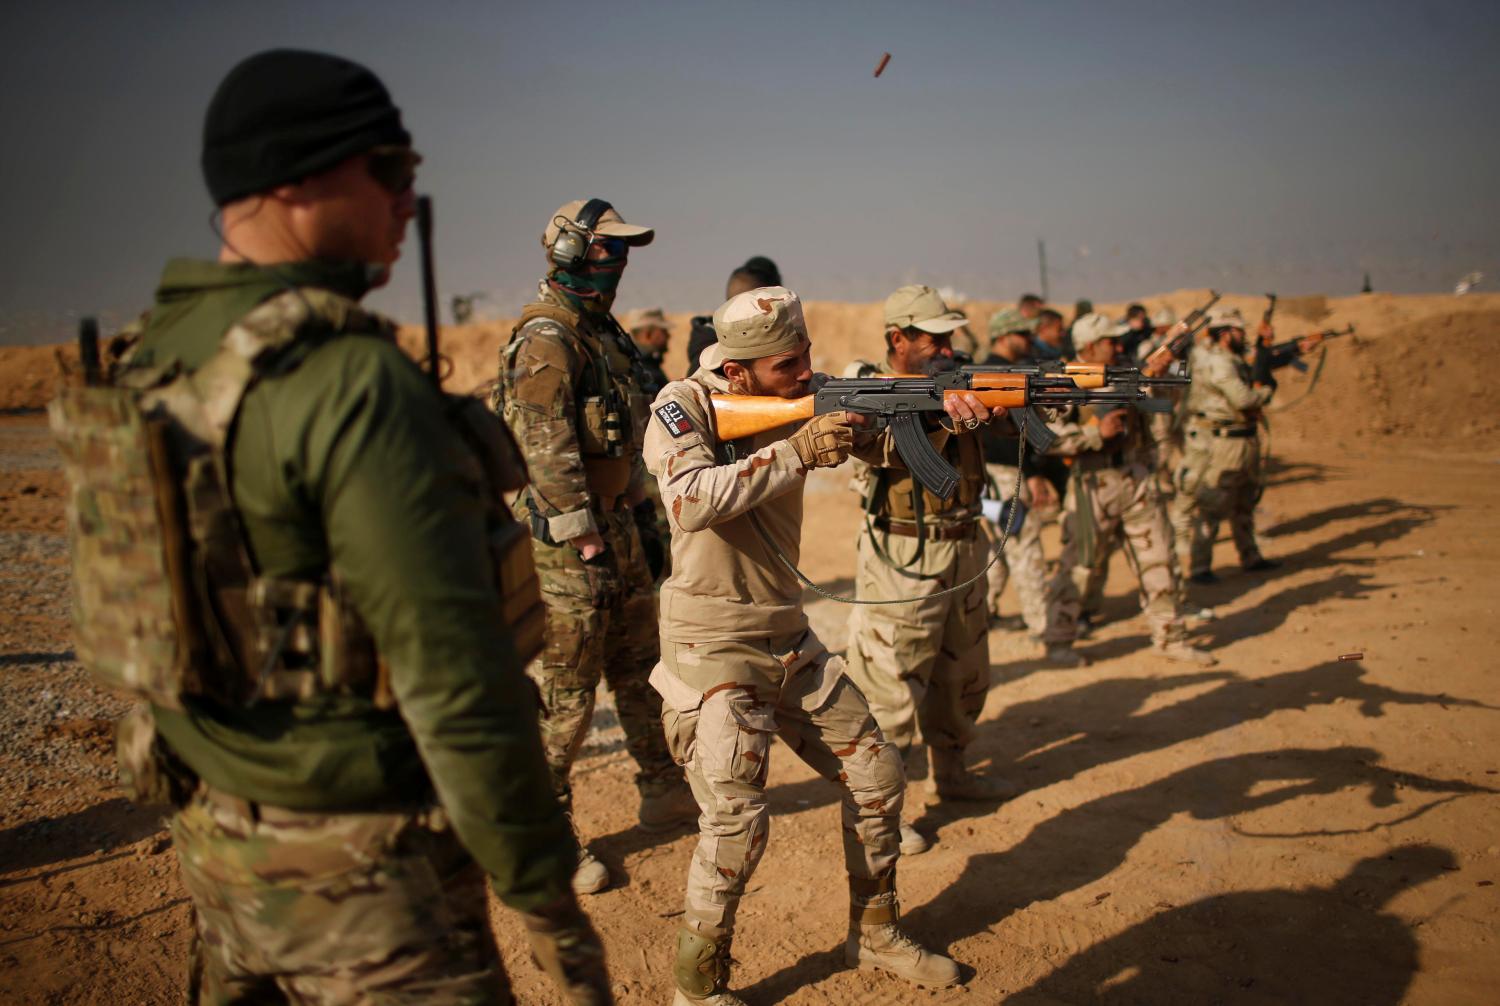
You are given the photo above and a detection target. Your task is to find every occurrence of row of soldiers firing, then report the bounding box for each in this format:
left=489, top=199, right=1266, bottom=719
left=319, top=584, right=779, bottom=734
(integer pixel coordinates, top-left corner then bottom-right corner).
left=51, top=48, right=1336, bottom=1006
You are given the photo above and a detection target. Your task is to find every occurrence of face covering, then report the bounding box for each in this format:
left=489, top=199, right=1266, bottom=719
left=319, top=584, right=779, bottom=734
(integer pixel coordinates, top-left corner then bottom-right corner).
left=551, top=253, right=627, bottom=312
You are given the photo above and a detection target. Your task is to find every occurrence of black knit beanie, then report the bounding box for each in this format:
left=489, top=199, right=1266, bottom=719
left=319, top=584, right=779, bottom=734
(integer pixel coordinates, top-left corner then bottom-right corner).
left=201, top=49, right=411, bottom=205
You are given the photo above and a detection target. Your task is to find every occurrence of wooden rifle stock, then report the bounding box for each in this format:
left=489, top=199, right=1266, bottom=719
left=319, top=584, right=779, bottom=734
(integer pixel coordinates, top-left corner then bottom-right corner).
left=710, top=394, right=815, bottom=440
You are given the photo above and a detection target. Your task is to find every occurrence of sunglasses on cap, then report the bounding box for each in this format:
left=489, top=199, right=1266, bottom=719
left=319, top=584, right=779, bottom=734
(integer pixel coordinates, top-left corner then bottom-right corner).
left=366, top=146, right=422, bottom=195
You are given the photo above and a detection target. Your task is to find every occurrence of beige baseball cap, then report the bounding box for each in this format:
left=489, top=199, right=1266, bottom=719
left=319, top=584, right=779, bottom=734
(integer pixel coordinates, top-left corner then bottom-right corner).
left=883, top=284, right=968, bottom=335
left=1208, top=307, right=1247, bottom=330
left=541, top=199, right=655, bottom=251
left=628, top=307, right=670, bottom=334
left=700, top=286, right=807, bottom=370
left=1071, top=311, right=1129, bottom=352
left=1151, top=306, right=1178, bottom=327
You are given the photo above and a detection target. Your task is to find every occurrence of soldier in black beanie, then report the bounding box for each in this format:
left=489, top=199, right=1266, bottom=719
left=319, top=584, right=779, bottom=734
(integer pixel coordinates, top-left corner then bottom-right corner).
left=107, top=49, right=613, bottom=1005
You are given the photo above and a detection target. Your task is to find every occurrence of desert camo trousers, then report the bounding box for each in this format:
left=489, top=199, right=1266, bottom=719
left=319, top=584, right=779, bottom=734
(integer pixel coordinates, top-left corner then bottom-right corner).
left=844, top=525, right=989, bottom=758
left=652, top=632, right=905, bottom=937
left=1171, top=426, right=1266, bottom=577
left=1044, top=464, right=1186, bottom=647
left=173, top=787, right=508, bottom=1005
left=982, top=463, right=1051, bottom=635
left=529, top=506, right=678, bottom=809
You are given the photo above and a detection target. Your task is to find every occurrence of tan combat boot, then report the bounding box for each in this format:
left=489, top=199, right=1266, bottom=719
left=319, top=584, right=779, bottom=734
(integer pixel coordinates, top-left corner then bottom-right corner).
left=639, top=777, right=699, bottom=833
left=845, top=873, right=960, bottom=988
left=566, top=814, right=609, bottom=895
left=671, top=928, right=745, bottom=1005
left=925, top=746, right=1017, bottom=803
left=898, top=819, right=930, bottom=856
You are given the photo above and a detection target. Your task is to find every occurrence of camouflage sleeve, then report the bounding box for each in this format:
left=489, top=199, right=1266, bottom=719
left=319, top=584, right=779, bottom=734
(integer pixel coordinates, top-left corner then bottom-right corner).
left=293, top=336, right=573, bottom=912
left=643, top=381, right=807, bottom=533
left=1205, top=353, right=1274, bottom=413
left=1045, top=406, right=1106, bottom=456
left=501, top=320, right=597, bottom=542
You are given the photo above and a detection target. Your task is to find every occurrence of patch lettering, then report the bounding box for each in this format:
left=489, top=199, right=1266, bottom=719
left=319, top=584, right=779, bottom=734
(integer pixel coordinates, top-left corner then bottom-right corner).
left=655, top=401, right=694, bottom=438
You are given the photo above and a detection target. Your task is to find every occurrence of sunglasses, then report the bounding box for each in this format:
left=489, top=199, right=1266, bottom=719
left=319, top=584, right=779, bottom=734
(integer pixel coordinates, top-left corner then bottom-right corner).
left=366, top=146, right=422, bottom=195
left=589, top=236, right=629, bottom=259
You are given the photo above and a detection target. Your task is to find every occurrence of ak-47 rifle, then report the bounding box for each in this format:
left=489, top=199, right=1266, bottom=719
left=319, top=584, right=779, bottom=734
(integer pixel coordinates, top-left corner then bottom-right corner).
left=711, top=369, right=1178, bottom=500
left=1261, top=323, right=1356, bottom=373
left=1141, top=290, right=1221, bottom=376
left=955, top=361, right=1188, bottom=434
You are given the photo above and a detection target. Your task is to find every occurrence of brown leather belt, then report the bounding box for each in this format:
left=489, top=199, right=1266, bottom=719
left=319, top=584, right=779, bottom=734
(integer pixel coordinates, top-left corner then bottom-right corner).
left=874, top=517, right=977, bottom=540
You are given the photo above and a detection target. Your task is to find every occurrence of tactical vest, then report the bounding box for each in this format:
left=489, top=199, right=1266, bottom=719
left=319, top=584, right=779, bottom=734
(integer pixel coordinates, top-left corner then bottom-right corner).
left=851, top=362, right=985, bottom=523
left=49, top=288, right=544, bottom=713
left=501, top=298, right=652, bottom=503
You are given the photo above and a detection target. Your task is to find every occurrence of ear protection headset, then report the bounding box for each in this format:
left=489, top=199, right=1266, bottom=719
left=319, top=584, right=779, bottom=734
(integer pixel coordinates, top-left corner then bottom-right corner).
left=548, top=198, right=612, bottom=271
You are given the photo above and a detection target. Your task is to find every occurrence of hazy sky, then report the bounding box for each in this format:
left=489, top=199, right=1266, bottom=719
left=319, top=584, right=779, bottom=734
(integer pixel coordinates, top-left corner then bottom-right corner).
left=3, top=0, right=1498, bottom=343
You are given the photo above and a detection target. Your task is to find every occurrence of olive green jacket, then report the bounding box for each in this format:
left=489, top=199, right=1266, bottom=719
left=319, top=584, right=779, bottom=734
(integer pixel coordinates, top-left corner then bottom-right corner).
left=137, top=258, right=573, bottom=911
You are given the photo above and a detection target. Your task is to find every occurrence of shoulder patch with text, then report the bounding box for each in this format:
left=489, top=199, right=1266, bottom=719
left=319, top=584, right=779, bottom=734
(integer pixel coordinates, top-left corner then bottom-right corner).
left=655, top=401, right=695, bottom=438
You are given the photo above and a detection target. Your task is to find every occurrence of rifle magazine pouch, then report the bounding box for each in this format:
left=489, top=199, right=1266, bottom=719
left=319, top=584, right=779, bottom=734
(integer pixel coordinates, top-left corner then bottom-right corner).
left=49, top=387, right=205, bottom=710
left=576, top=395, right=613, bottom=456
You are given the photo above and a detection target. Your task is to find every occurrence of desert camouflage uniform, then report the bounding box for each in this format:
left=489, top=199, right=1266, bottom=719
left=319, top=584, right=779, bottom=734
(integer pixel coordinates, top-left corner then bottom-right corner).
left=842, top=360, right=989, bottom=759
left=1171, top=342, right=1274, bottom=577
left=644, top=369, right=905, bottom=939
left=497, top=284, right=678, bottom=809
left=1043, top=403, right=1190, bottom=647
left=982, top=460, right=1053, bottom=635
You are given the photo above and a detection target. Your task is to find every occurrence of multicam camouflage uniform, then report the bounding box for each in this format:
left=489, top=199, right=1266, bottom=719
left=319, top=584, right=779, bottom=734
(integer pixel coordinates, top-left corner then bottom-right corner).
left=1171, top=341, right=1275, bottom=578
left=842, top=359, right=989, bottom=767
left=93, top=259, right=579, bottom=1003
left=497, top=284, right=680, bottom=814
left=174, top=795, right=506, bottom=1004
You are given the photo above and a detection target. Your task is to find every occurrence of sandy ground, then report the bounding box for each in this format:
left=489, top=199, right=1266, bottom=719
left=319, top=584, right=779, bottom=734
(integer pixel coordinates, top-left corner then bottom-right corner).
left=2, top=409, right=1498, bottom=1004
left=2, top=290, right=1499, bottom=1003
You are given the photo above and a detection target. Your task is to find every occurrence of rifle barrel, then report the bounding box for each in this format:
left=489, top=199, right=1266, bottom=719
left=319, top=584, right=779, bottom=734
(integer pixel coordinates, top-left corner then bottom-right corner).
left=416, top=195, right=441, bottom=390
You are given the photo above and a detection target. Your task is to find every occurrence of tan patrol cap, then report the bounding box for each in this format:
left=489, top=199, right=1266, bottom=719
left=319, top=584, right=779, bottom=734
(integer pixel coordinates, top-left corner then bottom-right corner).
left=700, top=286, right=807, bottom=370
left=1071, top=312, right=1128, bottom=352
left=883, top=284, right=968, bottom=335
left=1151, top=307, right=1178, bottom=327
left=628, top=307, right=670, bottom=335
left=541, top=198, right=655, bottom=251
left=1208, top=306, right=1247, bottom=330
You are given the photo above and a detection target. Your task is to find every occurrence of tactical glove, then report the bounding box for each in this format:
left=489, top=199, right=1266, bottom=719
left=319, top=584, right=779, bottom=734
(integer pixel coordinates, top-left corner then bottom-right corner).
left=520, top=893, right=614, bottom=1005
left=786, top=411, right=854, bottom=469
left=632, top=498, right=668, bottom=582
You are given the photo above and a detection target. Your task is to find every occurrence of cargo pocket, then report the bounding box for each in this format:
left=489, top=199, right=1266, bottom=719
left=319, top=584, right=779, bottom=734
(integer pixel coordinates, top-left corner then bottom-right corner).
left=652, top=663, right=704, bottom=767
left=723, top=694, right=777, bottom=788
